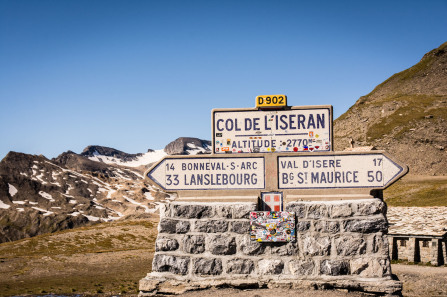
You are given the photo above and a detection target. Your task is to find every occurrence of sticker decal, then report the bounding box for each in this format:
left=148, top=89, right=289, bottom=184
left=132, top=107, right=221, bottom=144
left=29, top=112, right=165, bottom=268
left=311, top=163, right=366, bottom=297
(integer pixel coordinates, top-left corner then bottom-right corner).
left=250, top=211, right=295, bottom=242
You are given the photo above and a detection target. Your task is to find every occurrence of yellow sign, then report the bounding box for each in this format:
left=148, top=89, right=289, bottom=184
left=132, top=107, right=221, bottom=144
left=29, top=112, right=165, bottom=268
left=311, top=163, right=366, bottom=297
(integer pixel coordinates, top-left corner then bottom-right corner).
left=256, top=95, right=287, bottom=108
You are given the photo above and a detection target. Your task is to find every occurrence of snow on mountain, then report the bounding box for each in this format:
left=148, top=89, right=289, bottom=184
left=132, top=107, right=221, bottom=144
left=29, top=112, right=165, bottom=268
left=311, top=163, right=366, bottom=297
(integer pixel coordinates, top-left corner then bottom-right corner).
left=185, top=142, right=211, bottom=155
left=0, top=137, right=211, bottom=243
left=87, top=149, right=167, bottom=167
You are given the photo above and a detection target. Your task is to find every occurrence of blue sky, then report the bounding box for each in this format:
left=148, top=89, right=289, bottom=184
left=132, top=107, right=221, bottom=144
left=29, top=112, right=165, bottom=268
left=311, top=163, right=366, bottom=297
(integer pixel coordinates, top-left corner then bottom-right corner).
left=1, top=0, right=446, bottom=159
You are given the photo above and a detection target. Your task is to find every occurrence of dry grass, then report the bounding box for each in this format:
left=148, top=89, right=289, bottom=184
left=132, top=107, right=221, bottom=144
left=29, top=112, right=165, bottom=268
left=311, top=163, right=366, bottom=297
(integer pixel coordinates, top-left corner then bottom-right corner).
left=384, top=175, right=447, bottom=206
left=0, top=218, right=158, bottom=296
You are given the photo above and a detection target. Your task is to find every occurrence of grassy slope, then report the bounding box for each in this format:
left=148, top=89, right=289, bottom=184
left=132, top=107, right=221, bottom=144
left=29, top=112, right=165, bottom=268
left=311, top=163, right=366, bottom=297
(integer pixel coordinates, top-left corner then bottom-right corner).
left=384, top=175, right=447, bottom=206
left=0, top=218, right=158, bottom=296
left=336, top=41, right=447, bottom=142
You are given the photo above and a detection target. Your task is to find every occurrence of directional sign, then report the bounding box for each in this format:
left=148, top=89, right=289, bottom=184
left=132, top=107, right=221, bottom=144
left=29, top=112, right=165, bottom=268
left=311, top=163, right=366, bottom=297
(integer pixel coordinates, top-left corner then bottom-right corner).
left=147, top=156, right=265, bottom=191
left=278, top=152, right=408, bottom=190
left=212, top=106, right=332, bottom=154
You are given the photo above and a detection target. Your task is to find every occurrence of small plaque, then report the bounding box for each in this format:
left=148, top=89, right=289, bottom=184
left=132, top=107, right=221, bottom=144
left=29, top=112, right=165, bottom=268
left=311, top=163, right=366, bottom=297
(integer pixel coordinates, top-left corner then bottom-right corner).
left=250, top=211, right=295, bottom=242
left=256, top=95, right=287, bottom=108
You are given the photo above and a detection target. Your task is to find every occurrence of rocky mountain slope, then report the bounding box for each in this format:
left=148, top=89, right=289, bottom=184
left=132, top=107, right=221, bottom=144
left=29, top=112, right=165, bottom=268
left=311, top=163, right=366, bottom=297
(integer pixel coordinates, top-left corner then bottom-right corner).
left=334, top=42, right=447, bottom=175
left=0, top=137, right=210, bottom=242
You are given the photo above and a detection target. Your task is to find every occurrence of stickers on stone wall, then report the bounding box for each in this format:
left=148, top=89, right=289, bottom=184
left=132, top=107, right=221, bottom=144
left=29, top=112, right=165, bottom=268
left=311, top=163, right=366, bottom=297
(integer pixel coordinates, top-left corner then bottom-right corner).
left=250, top=211, right=296, bottom=242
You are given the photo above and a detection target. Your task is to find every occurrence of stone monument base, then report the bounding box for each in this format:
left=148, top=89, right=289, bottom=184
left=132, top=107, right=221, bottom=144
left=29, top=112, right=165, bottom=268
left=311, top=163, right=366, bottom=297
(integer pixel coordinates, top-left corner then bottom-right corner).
left=139, top=200, right=402, bottom=296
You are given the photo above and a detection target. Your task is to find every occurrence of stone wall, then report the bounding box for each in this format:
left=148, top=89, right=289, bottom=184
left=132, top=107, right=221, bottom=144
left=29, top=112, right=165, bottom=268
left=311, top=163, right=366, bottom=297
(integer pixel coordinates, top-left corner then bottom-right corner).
left=139, top=199, right=402, bottom=296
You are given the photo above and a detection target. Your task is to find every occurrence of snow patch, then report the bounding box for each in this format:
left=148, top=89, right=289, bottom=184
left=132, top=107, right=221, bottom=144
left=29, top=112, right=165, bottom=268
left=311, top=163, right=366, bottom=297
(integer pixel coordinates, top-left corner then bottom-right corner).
left=124, top=196, right=150, bottom=213
left=12, top=201, right=26, bottom=205
left=38, top=191, right=55, bottom=202
left=107, top=190, right=117, bottom=199
left=69, top=200, right=77, bottom=204
left=0, top=200, right=10, bottom=209
left=8, top=184, right=18, bottom=197
left=83, top=214, right=100, bottom=221
left=88, top=149, right=167, bottom=168
left=144, top=192, right=155, bottom=200
left=32, top=206, right=53, bottom=216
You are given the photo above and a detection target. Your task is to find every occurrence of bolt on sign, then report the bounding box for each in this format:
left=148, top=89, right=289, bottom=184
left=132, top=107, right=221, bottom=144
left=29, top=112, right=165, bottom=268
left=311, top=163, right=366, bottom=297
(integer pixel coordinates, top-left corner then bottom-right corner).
left=212, top=105, right=333, bottom=154
left=147, top=155, right=265, bottom=191
left=278, top=152, right=408, bottom=190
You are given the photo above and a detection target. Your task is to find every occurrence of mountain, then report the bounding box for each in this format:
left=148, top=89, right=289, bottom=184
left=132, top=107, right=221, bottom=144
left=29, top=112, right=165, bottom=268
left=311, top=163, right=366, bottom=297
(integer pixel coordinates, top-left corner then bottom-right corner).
left=0, top=137, right=210, bottom=242
left=163, top=137, right=211, bottom=155
left=334, top=41, right=447, bottom=175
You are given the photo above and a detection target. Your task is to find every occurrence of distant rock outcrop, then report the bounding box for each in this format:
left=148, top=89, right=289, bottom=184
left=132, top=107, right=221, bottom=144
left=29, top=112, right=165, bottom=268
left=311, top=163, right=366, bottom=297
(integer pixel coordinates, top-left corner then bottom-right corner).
left=164, top=137, right=211, bottom=155
left=334, top=41, right=447, bottom=175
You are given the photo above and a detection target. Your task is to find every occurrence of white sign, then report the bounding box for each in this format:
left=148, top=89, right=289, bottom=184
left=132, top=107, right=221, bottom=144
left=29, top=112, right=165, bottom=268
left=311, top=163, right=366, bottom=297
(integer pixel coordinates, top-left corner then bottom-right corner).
left=278, top=153, right=406, bottom=189
left=212, top=106, right=332, bottom=154
left=147, top=157, right=265, bottom=191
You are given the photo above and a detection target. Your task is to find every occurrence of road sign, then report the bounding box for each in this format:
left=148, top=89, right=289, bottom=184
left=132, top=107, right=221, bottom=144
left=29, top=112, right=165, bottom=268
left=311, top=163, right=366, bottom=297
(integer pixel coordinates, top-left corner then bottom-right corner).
left=212, top=106, right=333, bottom=154
left=256, top=95, right=287, bottom=108
left=278, top=152, right=408, bottom=190
left=147, top=156, right=265, bottom=191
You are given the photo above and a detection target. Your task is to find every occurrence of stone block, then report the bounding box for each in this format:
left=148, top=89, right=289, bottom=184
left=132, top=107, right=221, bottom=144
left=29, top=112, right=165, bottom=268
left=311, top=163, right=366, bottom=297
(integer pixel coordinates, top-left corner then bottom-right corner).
left=159, top=218, right=190, bottom=234
left=233, top=204, right=257, bottom=219
left=240, top=236, right=267, bottom=255
left=270, top=242, right=298, bottom=256
left=156, top=237, right=179, bottom=252
left=307, top=204, right=328, bottom=219
left=258, top=259, right=284, bottom=275
left=214, top=205, right=233, bottom=218
left=372, top=234, right=389, bottom=254
left=183, top=235, right=205, bottom=254
left=152, top=254, right=190, bottom=275
left=230, top=221, right=250, bottom=234
left=285, top=203, right=307, bottom=219
left=329, top=203, right=353, bottom=218
left=226, top=258, right=255, bottom=274
left=172, top=204, right=213, bottom=219
left=209, top=235, right=236, bottom=255
left=194, top=220, right=228, bottom=233
left=343, top=218, right=387, bottom=233
left=351, top=258, right=390, bottom=277
left=296, top=221, right=311, bottom=232
left=192, top=258, right=223, bottom=275
left=350, top=258, right=369, bottom=275
left=336, top=236, right=366, bottom=256
left=289, top=259, right=315, bottom=275
left=320, top=260, right=350, bottom=276
left=355, top=200, right=385, bottom=216
left=314, top=221, right=340, bottom=233
left=302, top=235, right=331, bottom=256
